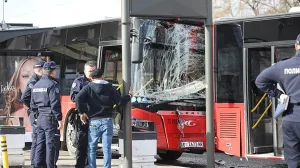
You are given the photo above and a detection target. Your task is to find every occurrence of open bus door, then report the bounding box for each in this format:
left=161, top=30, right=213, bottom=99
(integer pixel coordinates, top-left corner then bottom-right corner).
left=244, top=46, right=274, bottom=155
left=243, top=43, right=294, bottom=159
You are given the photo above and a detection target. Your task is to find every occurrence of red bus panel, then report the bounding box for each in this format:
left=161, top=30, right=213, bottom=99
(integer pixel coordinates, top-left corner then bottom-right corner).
left=215, top=105, right=241, bottom=156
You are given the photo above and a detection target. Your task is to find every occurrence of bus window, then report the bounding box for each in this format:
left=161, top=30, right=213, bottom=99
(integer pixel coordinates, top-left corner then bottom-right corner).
left=49, top=54, right=62, bottom=79
left=59, top=54, right=98, bottom=96
left=100, top=21, right=121, bottom=42
left=215, top=23, right=244, bottom=103
left=61, top=57, right=78, bottom=95
left=48, top=35, right=99, bottom=95
left=102, top=47, right=122, bottom=87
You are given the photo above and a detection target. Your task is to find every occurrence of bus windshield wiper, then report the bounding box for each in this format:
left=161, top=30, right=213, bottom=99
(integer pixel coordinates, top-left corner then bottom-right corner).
left=146, top=98, right=205, bottom=108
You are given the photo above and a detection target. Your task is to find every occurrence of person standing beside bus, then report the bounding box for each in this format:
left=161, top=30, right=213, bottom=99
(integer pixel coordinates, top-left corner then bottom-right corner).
left=75, top=69, right=132, bottom=168
left=21, top=60, right=45, bottom=168
left=70, top=60, right=96, bottom=168
left=32, top=61, right=62, bottom=168
left=256, top=34, right=300, bottom=168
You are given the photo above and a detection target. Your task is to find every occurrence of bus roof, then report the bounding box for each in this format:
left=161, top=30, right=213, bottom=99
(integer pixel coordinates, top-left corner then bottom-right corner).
left=0, top=27, right=54, bottom=43
left=215, top=12, right=300, bottom=25
left=56, top=18, right=121, bottom=29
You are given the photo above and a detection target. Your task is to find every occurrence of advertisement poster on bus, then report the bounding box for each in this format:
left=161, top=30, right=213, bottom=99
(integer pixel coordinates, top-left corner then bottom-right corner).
left=0, top=56, right=45, bottom=141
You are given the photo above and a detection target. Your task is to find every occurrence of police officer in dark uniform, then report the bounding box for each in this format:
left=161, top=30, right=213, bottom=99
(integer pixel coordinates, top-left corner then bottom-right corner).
left=32, top=61, right=62, bottom=168
left=21, top=60, right=45, bottom=168
left=256, top=34, right=300, bottom=168
left=70, top=60, right=96, bottom=168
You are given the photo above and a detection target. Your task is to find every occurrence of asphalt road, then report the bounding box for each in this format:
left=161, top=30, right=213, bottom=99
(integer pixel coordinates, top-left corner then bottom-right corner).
left=156, top=152, right=288, bottom=168
left=23, top=150, right=288, bottom=168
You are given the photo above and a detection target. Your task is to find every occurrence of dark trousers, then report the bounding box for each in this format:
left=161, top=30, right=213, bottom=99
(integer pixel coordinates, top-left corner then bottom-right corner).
left=55, top=129, right=60, bottom=165
left=35, top=116, right=59, bottom=168
left=75, top=117, right=89, bottom=168
left=29, top=113, right=42, bottom=168
left=282, top=120, right=300, bottom=168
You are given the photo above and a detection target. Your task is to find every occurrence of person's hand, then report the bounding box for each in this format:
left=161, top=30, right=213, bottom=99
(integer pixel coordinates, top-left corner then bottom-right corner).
left=80, top=113, right=89, bottom=125
left=279, top=94, right=289, bottom=103
left=57, top=121, right=62, bottom=130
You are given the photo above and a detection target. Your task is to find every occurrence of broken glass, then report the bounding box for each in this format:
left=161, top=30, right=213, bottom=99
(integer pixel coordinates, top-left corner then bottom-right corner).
left=131, top=19, right=206, bottom=102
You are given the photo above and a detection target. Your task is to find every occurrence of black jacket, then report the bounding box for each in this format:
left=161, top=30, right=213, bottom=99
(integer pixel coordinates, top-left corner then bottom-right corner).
left=75, top=80, right=130, bottom=119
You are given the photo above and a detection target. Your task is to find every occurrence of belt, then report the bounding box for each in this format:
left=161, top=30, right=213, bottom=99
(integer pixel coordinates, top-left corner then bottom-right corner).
left=39, top=116, right=56, bottom=120
left=90, top=117, right=111, bottom=121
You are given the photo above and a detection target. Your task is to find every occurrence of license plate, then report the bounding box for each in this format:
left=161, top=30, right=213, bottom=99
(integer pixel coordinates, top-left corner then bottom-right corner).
left=180, top=141, right=204, bottom=148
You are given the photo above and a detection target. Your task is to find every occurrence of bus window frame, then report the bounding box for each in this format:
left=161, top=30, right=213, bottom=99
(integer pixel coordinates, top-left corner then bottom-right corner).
left=214, top=22, right=244, bottom=103
left=101, top=45, right=122, bottom=85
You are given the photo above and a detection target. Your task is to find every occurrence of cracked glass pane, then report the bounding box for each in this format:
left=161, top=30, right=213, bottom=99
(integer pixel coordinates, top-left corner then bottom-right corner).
left=131, top=19, right=206, bottom=102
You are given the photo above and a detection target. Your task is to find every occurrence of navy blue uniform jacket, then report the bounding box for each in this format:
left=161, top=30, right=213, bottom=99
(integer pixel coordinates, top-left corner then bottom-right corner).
left=21, top=73, right=40, bottom=111
left=255, top=50, right=300, bottom=122
left=70, top=75, right=90, bottom=103
left=31, top=75, right=62, bottom=121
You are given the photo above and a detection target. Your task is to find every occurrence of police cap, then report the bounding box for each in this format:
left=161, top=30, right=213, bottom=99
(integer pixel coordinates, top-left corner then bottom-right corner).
left=296, top=34, right=300, bottom=44
left=34, top=61, right=45, bottom=68
left=43, top=61, right=57, bottom=70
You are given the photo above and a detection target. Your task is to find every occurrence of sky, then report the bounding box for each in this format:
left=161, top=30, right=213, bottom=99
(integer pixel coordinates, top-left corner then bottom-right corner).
left=1, top=0, right=121, bottom=28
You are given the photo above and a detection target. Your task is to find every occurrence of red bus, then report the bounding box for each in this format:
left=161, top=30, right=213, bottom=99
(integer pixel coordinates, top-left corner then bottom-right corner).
left=2, top=11, right=298, bottom=161
left=213, top=12, right=300, bottom=160
left=0, top=18, right=206, bottom=160
left=129, top=12, right=300, bottom=161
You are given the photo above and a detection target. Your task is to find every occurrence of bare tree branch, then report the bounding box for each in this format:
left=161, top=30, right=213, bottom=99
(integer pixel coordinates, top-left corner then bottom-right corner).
left=256, top=1, right=281, bottom=13
left=283, top=0, right=292, bottom=8
left=242, top=0, right=260, bottom=15
left=214, top=0, right=299, bottom=19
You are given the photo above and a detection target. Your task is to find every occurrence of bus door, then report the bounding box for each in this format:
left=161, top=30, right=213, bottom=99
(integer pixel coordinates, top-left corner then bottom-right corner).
left=101, top=45, right=122, bottom=145
left=244, top=46, right=274, bottom=155
left=271, top=45, right=294, bottom=156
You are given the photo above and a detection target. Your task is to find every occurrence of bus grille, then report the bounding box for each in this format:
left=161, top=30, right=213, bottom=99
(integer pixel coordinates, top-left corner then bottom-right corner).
left=219, top=112, right=237, bottom=138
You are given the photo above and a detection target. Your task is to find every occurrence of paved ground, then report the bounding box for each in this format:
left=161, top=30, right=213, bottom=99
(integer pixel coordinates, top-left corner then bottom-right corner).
left=21, top=150, right=289, bottom=168
left=157, top=152, right=288, bottom=168
left=23, top=150, right=185, bottom=168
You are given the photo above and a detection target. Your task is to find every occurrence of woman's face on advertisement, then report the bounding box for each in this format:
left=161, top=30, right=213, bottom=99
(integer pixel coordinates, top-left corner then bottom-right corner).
left=19, top=59, right=37, bottom=93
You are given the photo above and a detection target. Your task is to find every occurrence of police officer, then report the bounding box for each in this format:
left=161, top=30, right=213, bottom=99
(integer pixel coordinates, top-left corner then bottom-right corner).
left=256, top=34, right=300, bottom=168
left=70, top=60, right=96, bottom=168
left=32, top=61, right=62, bottom=168
left=21, top=60, right=45, bottom=168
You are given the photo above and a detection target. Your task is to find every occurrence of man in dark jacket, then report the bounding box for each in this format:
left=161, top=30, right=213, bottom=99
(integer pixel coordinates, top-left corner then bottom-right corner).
left=75, top=69, right=131, bottom=168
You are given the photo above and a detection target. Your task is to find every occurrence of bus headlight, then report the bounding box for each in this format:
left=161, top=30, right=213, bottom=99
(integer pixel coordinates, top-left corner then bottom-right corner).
left=142, top=97, right=148, bottom=102
left=132, top=96, right=150, bottom=103
left=131, top=97, right=137, bottom=103
left=137, top=97, right=142, bottom=103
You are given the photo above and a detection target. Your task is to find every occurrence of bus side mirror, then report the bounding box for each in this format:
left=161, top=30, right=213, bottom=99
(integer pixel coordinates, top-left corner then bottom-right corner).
left=131, top=40, right=143, bottom=64
left=131, top=18, right=143, bottom=64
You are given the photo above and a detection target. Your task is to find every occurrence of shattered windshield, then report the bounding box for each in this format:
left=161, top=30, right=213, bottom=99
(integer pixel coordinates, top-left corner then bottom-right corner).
left=131, top=19, right=206, bottom=102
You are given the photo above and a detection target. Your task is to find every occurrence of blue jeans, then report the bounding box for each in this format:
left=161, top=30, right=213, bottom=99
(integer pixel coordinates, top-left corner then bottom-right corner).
left=88, top=118, right=113, bottom=168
